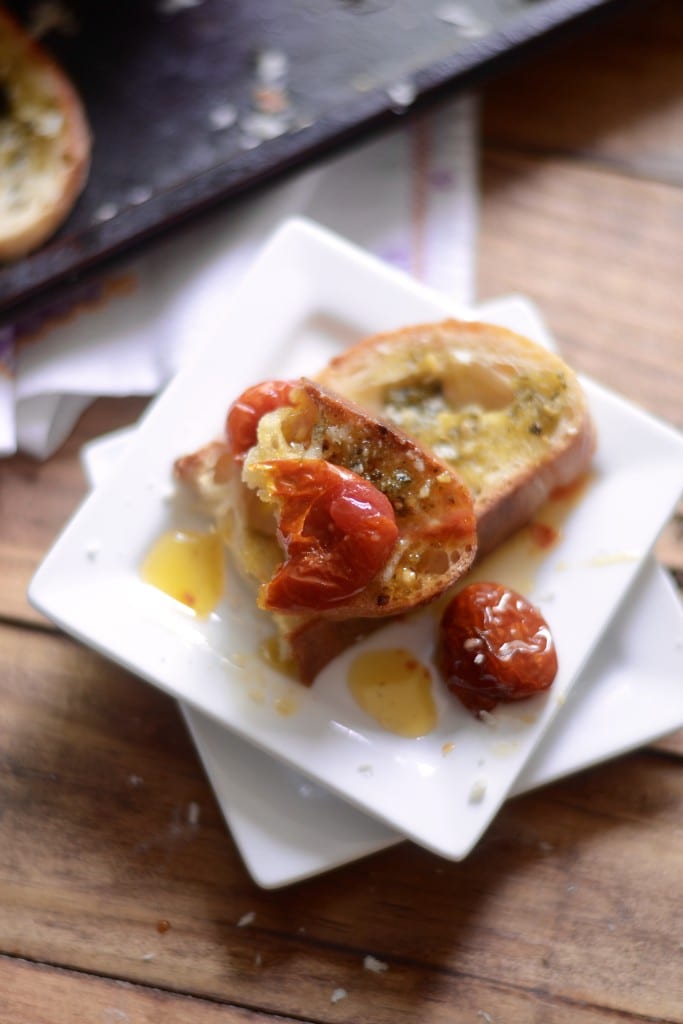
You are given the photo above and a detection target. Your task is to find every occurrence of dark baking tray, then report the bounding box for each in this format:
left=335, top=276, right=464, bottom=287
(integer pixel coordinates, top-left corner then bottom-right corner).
left=1, top=0, right=626, bottom=322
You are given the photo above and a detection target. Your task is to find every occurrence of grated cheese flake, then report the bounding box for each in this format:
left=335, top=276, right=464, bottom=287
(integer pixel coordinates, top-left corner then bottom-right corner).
left=468, top=777, right=487, bottom=804
left=363, top=954, right=389, bottom=973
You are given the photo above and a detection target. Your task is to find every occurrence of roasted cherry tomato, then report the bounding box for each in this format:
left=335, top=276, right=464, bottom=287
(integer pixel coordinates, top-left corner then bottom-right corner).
left=439, top=582, right=557, bottom=714
left=257, top=459, right=399, bottom=613
left=226, top=380, right=294, bottom=459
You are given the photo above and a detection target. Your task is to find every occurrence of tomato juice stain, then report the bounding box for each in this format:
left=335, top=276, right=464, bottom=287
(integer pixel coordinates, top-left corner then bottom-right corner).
left=528, top=521, right=558, bottom=549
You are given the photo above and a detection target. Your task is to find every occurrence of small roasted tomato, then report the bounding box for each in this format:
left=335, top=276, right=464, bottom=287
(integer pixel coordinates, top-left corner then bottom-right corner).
left=226, top=380, right=294, bottom=460
left=256, top=459, right=399, bottom=613
left=438, top=582, right=557, bottom=714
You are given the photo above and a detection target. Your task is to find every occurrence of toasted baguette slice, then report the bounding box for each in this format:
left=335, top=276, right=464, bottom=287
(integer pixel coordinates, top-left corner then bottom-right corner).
left=0, top=6, right=91, bottom=261
left=317, top=320, right=596, bottom=556
left=175, top=379, right=477, bottom=681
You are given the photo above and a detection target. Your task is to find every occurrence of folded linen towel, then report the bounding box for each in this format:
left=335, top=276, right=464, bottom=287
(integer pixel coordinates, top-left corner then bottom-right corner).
left=0, top=94, right=478, bottom=459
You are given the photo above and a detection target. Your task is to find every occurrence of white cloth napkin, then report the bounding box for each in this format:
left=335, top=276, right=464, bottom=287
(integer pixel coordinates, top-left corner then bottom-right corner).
left=0, top=94, right=479, bottom=460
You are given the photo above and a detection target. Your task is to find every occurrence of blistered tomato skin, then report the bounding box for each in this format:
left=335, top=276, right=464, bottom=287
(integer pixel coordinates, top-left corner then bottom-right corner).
left=258, top=459, right=399, bottom=613
left=226, top=380, right=294, bottom=459
left=439, top=582, right=558, bottom=714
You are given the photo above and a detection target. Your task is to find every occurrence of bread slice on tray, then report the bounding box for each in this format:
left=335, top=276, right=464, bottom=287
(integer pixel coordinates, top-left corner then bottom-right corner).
left=317, top=319, right=596, bottom=557
left=0, top=6, right=91, bottom=261
left=175, top=378, right=477, bottom=683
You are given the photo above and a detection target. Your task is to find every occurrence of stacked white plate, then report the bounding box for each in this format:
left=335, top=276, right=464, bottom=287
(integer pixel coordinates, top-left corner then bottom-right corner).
left=30, top=219, right=683, bottom=887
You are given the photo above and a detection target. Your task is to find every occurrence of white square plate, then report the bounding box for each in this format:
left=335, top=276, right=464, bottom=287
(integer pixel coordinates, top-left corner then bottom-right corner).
left=30, top=218, right=683, bottom=861
left=80, top=296, right=683, bottom=889
left=183, top=558, right=683, bottom=886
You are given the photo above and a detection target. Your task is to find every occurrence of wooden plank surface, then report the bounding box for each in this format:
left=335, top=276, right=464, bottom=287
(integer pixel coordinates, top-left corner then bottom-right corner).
left=479, top=0, right=683, bottom=430
left=1, top=624, right=682, bottom=1021
left=1, top=0, right=682, bottom=1022
left=0, top=957, right=286, bottom=1024
left=482, top=0, right=683, bottom=186
left=478, top=149, right=683, bottom=429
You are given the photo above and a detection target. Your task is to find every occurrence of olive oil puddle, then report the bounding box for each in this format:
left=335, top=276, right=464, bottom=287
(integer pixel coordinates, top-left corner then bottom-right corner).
left=141, top=529, right=224, bottom=617
left=348, top=648, right=437, bottom=738
left=139, top=473, right=592, bottom=735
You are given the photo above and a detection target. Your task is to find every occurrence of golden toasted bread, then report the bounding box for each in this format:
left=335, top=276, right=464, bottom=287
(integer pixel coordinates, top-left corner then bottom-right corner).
left=317, top=320, right=596, bottom=556
left=175, top=379, right=477, bottom=682
left=0, top=6, right=91, bottom=261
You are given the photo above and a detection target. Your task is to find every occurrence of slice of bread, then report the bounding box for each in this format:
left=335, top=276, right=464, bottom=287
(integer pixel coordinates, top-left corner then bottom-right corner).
left=317, top=320, right=596, bottom=557
left=175, top=378, right=478, bottom=681
left=0, top=6, right=91, bottom=261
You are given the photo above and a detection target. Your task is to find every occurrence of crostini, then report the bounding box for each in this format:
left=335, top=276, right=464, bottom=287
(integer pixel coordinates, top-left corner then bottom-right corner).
left=0, top=5, right=91, bottom=261
left=175, top=378, right=478, bottom=683
left=317, top=319, right=596, bottom=556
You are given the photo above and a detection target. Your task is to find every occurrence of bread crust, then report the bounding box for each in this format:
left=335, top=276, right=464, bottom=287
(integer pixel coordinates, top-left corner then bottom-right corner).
left=261, top=380, right=477, bottom=618
left=0, top=6, right=91, bottom=261
left=317, top=319, right=597, bottom=557
left=175, top=322, right=596, bottom=683
left=176, top=379, right=477, bottom=617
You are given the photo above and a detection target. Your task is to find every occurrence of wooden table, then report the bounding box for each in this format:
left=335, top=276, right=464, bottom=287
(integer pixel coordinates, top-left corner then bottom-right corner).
left=2, top=1, right=682, bottom=1020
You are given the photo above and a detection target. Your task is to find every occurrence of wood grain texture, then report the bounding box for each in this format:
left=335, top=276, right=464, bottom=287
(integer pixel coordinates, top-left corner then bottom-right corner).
left=483, top=0, right=683, bottom=186
left=1, top=625, right=681, bottom=1022
left=0, top=954, right=669, bottom=1024
left=478, top=151, right=683, bottom=429
left=0, top=956, right=286, bottom=1024
left=1, top=1, right=682, bottom=1021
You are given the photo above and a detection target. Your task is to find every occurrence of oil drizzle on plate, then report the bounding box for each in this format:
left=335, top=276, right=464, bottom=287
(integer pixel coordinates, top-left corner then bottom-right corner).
left=260, top=634, right=299, bottom=679
left=141, top=530, right=224, bottom=616
left=431, top=471, right=594, bottom=602
left=348, top=648, right=437, bottom=738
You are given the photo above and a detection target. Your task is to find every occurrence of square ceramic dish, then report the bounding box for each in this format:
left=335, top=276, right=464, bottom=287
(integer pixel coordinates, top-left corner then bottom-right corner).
left=30, top=218, right=683, bottom=861
left=182, top=557, right=683, bottom=887
left=80, top=294, right=683, bottom=888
